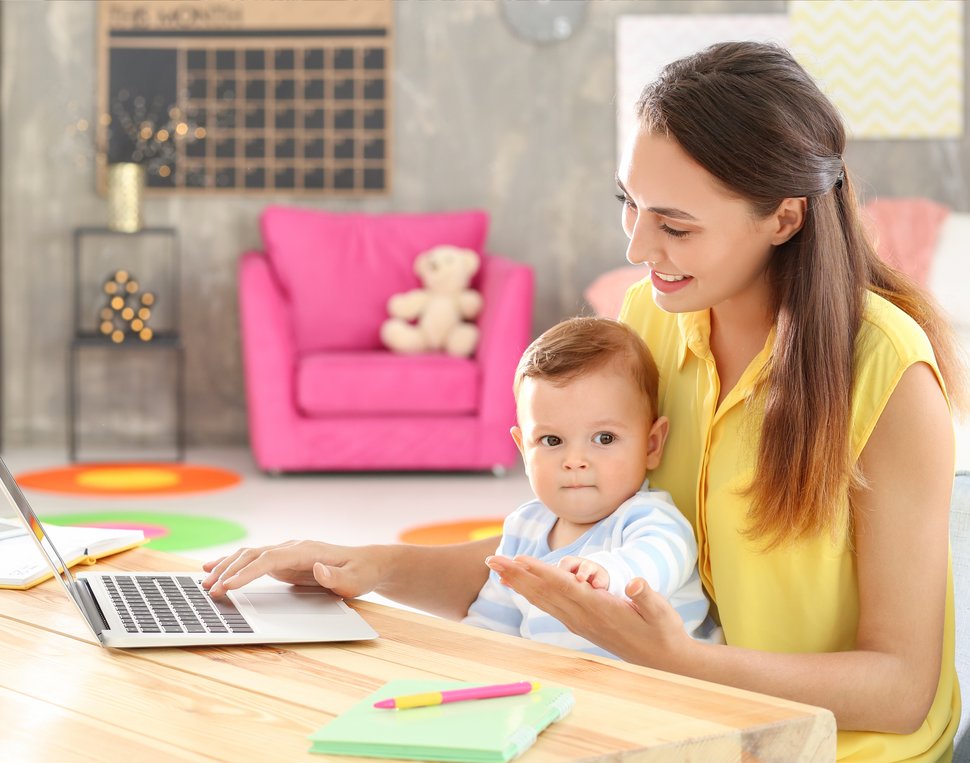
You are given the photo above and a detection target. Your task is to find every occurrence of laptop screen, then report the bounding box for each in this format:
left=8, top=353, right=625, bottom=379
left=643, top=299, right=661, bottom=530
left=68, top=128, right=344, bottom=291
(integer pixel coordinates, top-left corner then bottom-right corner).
left=0, top=457, right=90, bottom=618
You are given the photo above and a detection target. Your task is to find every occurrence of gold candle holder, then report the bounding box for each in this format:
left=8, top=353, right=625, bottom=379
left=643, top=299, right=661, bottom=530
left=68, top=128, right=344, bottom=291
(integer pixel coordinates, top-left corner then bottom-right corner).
left=106, top=162, right=146, bottom=233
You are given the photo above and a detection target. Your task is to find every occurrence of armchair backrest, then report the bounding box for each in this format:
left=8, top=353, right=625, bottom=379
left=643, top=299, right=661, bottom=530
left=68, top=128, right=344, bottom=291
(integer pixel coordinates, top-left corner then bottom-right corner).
left=260, top=206, right=490, bottom=353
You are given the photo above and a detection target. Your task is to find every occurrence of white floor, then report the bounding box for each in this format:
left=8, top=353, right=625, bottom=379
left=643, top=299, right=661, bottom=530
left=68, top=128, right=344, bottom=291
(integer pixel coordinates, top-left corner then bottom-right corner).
left=0, top=447, right=534, bottom=609
left=4, top=422, right=968, bottom=574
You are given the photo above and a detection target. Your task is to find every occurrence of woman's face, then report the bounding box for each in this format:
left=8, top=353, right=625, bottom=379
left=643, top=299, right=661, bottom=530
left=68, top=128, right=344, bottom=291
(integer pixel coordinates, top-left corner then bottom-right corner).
left=616, top=129, right=782, bottom=317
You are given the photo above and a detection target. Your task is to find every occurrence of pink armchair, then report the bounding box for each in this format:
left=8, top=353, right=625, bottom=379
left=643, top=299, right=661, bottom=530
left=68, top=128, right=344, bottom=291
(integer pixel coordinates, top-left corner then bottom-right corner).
left=239, top=205, right=535, bottom=473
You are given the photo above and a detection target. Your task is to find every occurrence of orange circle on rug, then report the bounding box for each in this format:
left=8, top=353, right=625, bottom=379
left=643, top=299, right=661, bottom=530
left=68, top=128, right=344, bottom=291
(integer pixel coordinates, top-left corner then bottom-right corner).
left=399, top=518, right=504, bottom=545
left=15, top=464, right=241, bottom=497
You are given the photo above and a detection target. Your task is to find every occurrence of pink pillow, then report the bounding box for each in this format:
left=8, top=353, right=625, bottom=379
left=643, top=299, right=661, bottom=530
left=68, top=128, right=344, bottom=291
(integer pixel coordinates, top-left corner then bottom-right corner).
left=862, top=198, right=950, bottom=286
left=261, top=206, right=489, bottom=352
left=584, top=265, right=648, bottom=318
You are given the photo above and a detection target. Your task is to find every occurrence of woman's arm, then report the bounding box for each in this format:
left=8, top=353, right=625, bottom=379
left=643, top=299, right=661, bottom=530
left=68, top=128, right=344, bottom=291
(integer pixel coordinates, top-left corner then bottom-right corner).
left=203, top=536, right=499, bottom=620
left=490, top=362, right=953, bottom=732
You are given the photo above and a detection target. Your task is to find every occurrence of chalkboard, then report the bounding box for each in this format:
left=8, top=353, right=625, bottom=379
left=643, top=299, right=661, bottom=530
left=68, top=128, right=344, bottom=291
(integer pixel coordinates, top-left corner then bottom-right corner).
left=97, top=0, right=393, bottom=194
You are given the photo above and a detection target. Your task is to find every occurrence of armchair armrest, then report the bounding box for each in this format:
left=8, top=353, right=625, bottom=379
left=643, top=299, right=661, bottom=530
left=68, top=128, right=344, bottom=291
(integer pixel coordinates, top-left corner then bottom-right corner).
left=238, top=251, right=298, bottom=468
left=474, top=254, right=535, bottom=458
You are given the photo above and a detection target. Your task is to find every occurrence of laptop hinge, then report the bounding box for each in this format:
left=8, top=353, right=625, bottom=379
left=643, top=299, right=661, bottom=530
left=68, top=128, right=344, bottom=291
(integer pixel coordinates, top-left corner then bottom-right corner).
left=76, top=578, right=109, bottom=637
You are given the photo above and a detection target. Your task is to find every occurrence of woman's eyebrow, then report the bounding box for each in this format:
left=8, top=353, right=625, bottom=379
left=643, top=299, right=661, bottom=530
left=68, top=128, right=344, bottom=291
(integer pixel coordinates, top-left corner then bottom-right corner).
left=648, top=206, right=698, bottom=222
left=614, top=175, right=698, bottom=222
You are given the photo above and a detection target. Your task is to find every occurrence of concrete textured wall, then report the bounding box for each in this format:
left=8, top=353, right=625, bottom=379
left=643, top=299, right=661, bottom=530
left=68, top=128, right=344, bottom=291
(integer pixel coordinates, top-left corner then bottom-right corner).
left=2, top=0, right=968, bottom=448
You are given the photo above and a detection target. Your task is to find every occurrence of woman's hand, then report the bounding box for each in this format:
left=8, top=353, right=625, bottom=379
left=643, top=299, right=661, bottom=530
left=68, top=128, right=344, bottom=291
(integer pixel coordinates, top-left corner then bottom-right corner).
left=202, top=540, right=382, bottom=599
left=487, top=554, right=695, bottom=670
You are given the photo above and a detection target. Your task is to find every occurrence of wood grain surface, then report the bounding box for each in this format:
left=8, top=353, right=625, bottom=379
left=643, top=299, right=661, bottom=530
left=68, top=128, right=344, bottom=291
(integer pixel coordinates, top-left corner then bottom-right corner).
left=0, top=547, right=835, bottom=762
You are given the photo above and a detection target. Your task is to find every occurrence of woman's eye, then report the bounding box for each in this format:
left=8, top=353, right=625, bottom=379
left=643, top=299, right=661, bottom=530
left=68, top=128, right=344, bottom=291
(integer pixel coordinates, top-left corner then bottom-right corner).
left=660, top=223, right=690, bottom=239
left=593, top=432, right=615, bottom=445
left=539, top=435, right=562, bottom=447
left=614, top=193, right=636, bottom=210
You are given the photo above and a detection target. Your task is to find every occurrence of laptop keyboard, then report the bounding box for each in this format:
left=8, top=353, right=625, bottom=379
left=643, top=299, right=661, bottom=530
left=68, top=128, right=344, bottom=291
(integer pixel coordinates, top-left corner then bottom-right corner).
left=103, top=575, right=254, bottom=635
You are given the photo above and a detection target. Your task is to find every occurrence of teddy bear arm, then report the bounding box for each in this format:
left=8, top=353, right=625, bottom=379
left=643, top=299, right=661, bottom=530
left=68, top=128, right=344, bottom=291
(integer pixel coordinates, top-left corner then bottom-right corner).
left=458, top=290, right=483, bottom=319
left=388, top=289, right=430, bottom=320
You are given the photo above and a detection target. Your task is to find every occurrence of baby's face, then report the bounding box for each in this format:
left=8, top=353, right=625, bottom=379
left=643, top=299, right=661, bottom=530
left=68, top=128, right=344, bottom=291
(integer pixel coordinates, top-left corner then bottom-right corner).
left=512, top=365, right=657, bottom=526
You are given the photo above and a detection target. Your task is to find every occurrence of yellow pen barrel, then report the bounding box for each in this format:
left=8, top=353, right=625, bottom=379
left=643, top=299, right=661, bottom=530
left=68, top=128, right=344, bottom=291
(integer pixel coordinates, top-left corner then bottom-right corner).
left=395, top=691, right=443, bottom=709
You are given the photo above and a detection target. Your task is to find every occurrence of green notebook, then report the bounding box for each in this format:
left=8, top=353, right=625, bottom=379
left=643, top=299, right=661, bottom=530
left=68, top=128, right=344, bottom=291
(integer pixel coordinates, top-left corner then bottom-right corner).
left=308, top=680, right=574, bottom=762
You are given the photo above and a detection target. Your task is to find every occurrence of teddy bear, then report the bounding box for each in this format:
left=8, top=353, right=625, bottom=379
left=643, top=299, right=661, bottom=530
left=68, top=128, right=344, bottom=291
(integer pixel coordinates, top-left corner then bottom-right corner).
left=380, top=245, right=483, bottom=357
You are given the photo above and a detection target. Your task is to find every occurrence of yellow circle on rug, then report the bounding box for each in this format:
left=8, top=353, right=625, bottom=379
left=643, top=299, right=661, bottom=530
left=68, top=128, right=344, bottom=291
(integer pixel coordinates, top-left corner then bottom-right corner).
left=399, top=518, right=505, bottom=546
left=76, top=467, right=181, bottom=491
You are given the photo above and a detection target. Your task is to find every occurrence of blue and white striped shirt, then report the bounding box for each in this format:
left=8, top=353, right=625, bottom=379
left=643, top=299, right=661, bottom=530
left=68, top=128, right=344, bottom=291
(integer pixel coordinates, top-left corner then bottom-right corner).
left=462, top=488, right=719, bottom=658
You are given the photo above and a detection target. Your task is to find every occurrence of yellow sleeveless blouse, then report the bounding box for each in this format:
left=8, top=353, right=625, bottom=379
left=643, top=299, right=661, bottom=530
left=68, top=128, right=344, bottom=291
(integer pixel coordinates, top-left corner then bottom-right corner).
left=620, top=282, right=958, bottom=762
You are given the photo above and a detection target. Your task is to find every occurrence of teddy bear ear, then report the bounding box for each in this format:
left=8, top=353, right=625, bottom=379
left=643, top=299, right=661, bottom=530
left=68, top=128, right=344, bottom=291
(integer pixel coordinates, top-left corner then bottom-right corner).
left=462, top=249, right=481, bottom=275
left=413, top=250, right=431, bottom=275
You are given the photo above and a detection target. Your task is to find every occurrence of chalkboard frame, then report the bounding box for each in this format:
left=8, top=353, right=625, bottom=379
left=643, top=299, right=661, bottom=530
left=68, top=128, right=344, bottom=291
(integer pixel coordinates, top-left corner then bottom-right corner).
left=96, top=0, right=393, bottom=196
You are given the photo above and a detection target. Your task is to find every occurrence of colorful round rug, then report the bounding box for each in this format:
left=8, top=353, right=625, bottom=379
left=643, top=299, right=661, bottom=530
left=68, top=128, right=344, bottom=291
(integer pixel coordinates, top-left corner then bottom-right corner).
left=16, top=463, right=241, bottom=497
left=41, top=511, right=247, bottom=552
left=399, top=518, right=505, bottom=545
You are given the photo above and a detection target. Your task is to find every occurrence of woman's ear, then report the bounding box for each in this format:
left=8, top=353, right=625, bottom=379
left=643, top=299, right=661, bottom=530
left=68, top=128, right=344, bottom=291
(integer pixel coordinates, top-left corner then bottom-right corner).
left=771, top=197, right=807, bottom=246
left=644, top=415, right=670, bottom=471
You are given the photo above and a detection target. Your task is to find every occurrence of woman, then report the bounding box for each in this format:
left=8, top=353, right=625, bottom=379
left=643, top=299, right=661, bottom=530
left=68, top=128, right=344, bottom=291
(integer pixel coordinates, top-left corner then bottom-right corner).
left=205, top=42, right=964, bottom=761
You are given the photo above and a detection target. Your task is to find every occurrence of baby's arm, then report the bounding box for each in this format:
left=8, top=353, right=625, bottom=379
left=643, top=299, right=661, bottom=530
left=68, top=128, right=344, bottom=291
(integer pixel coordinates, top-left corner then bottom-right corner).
left=462, top=516, right=526, bottom=636
left=462, top=567, right=523, bottom=635
left=579, top=497, right=698, bottom=598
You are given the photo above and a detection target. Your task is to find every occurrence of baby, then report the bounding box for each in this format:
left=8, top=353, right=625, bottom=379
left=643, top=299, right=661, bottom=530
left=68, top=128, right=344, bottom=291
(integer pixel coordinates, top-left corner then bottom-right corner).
left=463, top=316, right=718, bottom=657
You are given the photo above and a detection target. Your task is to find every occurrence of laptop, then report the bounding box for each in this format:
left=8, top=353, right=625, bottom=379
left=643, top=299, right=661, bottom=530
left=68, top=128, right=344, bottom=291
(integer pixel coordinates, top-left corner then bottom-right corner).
left=0, top=456, right=378, bottom=648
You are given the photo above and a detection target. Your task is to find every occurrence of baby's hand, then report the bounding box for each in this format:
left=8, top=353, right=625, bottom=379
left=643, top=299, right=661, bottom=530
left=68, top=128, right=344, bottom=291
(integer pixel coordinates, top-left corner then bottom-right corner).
left=558, top=556, right=610, bottom=590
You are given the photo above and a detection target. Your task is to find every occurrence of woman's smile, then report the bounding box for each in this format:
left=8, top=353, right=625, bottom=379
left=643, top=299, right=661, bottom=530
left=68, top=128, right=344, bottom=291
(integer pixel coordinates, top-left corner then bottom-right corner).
left=651, top=270, right=693, bottom=293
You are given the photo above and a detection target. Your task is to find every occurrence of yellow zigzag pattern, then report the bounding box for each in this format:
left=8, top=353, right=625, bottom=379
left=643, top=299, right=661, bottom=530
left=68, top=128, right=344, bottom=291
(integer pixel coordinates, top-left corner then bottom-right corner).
left=789, top=0, right=963, bottom=138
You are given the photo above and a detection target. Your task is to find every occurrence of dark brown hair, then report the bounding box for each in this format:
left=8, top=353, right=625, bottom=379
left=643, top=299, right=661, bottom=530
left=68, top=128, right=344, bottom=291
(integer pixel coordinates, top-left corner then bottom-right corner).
left=636, top=41, right=967, bottom=547
left=515, top=316, right=661, bottom=420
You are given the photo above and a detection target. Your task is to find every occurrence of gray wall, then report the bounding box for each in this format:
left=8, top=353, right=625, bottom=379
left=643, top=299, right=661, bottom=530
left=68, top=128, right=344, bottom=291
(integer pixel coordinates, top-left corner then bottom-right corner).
left=3, top=0, right=968, bottom=449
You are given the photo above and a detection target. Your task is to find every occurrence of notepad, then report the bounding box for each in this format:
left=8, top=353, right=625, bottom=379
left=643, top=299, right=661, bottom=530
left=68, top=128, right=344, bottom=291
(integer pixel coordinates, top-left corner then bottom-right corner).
left=0, top=517, right=146, bottom=590
left=308, top=679, right=574, bottom=762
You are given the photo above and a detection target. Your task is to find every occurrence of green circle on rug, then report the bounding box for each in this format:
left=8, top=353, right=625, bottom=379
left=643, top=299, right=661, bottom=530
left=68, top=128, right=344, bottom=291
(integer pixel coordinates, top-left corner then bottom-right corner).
left=41, top=512, right=247, bottom=552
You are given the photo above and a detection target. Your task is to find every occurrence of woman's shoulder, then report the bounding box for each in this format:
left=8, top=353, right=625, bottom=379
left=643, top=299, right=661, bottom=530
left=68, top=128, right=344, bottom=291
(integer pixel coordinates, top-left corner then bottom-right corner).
left=851, top=291, right=945, bottom=458
left=858, top=290, right=936, bottom=366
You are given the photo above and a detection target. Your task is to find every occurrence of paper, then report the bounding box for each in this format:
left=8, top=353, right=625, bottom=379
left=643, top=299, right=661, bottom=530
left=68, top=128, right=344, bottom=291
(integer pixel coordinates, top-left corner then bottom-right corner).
left=0, top=520, right=146, bottom=589
left=309, top=679, right=574, bottom=762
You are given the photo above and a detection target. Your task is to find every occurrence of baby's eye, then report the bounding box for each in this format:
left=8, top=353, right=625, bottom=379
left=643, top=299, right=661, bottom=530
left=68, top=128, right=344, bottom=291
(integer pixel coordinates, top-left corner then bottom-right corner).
left=539, top=435, right=562, bottom=447
left=593, top=432, right=615, bottom=445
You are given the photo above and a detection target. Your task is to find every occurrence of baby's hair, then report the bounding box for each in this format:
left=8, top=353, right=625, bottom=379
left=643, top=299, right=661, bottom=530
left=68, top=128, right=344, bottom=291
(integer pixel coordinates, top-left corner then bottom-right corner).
left=514, top=316, right=660, bottom=419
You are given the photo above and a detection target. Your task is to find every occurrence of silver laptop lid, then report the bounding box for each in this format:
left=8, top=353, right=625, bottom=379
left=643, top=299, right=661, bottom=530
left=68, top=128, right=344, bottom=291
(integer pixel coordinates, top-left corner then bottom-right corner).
left=0, top=456, right=98, bottom=636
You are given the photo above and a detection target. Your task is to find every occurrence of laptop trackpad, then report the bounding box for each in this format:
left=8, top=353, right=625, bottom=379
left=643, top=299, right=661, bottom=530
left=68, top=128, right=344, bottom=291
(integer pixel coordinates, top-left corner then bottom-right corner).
left=240, top=588, right=346, bottom=616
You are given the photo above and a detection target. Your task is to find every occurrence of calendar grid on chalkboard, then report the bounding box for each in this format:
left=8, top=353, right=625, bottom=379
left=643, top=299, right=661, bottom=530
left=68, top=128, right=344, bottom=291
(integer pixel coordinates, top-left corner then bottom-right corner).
left=97, top=0, right=392, bottom=195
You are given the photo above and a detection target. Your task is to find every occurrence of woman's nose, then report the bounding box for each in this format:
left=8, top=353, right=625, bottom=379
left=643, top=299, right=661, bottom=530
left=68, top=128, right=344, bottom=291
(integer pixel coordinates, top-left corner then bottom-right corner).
left=625, top=222, right=660, bottom=267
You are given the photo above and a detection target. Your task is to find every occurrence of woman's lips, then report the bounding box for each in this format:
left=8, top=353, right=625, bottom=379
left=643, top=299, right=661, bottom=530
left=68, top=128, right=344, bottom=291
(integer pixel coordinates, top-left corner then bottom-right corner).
left=651, top=270, right=693, bottom=293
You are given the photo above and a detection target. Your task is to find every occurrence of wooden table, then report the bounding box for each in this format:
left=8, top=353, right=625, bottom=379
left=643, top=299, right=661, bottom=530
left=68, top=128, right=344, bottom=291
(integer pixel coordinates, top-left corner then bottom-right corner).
left=0, top=547, right=835, bottom=762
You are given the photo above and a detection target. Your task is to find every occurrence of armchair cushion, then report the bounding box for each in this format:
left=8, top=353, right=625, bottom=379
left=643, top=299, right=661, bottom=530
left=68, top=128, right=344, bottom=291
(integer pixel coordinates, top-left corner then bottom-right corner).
left=296, top=352, right=480, bottom=416
left=261, top=206, right=490, bottom=354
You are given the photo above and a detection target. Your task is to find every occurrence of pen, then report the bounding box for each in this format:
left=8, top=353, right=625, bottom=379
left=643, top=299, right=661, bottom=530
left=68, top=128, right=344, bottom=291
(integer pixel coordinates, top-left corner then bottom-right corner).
left=373, top=681, right=541, bottom=710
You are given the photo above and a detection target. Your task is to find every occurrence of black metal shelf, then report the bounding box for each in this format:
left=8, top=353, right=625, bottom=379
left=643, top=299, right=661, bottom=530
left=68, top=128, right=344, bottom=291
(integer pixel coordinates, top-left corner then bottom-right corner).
left=68, top=227, right=184, bottom=462
left=72, top=332, right=182, bottom=348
